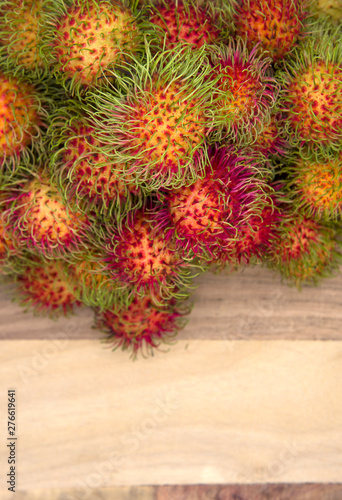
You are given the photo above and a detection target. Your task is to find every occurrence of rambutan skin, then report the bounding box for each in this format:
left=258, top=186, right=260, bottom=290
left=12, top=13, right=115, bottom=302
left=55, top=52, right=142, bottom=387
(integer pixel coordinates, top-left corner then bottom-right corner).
left=283, top=150, right=342, bottom=222
left=233, top=0, right=307, bottom=61
left=211, top=199, right=282, bottom=267
left=5, top=174, right=89, bottom=257
left=161, top=145, right=276, bottom=258
left=15, top=259, right=82, bottom=317
left=147, top=0, right=222, bottom=49
left=94, top=292, right=190, bottom=357
left=46, top=0, right=141, bottom=92
left=277, top=26, right=342, bottom=153
left=0, top=72, right=41, bottom=168
left=51, top=116, right=141, bottom=217
left=85, top=44, right=220, bottom=191
left=0, top=0, right=48, bottom=75
left=104, top=207, right=191, bottom=296
left=207, top=41, right=279, bottom=143
left=265, top=211, right=341, bottom=287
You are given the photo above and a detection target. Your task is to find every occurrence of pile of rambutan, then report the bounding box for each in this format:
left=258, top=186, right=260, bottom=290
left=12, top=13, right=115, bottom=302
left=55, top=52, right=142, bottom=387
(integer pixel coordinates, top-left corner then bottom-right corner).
left=0, top=0, right=341, bottom=358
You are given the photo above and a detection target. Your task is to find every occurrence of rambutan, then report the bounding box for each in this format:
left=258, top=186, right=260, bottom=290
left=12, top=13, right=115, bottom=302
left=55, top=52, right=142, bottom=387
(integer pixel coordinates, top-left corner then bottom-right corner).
left=86, top=44, right=219, bottom=190
left=146, top=0, right=229, bottom=50
left=44, top=0, right=142, bottom=93
left=233, top=0, right=307, bottom=62
left=59, top=248, right=131, bottom=310
left=51, top=112, right=141, bottom=217
left=211, top=198, right=281, bottom=267
left=0, top=72, right=43, bottom=170
left=0, top=0, right=48, bottom=76
left=104, top=206, right=194, bottom=299
left=6, top=172, right=89, bottom=257
left=207, top=41, right=279, bottom=144
left=161, top=145, right=273, bottom=258
left=94, top=291, right=189, bottom=357
left=283, top=149, right=342, bottom=221
left=310, top=0, right=342, bottom=22
left=265, top=211, right=341, bottom=287
left=277, top=25, right=342, bottom=154
left=15, top=258, right=82, bottom=317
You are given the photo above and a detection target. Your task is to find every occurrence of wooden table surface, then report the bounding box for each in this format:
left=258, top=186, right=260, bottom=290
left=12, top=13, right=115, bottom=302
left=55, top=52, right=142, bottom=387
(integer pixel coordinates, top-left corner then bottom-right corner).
left=1, top=265, right=342, bottom=499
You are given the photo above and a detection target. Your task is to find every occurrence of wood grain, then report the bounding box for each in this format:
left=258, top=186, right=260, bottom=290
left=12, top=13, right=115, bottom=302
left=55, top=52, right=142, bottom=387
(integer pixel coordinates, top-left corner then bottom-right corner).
left=1, top=265, right=342, bottom=340
left=1, top=484, right=342, bottom=500
left=1, top=340, right=342, bottom=491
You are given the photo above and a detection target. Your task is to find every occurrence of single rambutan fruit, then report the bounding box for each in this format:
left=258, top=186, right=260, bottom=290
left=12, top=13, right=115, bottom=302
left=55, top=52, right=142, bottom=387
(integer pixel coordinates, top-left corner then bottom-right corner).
left=0, top=72, right=43, bottom=170
left=94, top=291, right=190, bottom=357
left=161, top=145, right=273, bottom=258
left=104, top=206, right=194, bottom=298
left=86, top=44, right=219, bottom=190
left=6, top=172, right=89, bottom=257
left=0, top=0, right=48, bottom=76
left=52, top=115, right=141, bottom=217
left=265, top=211, right=341, bottom=287
left=211, top=197, right=282, bottom=267
left=44, top=0, right=141, bottom=93
left=283, top=149, right=342, bottom=221
left=207, top=41, right=279, bottom=144
left=146, top=0, right=229, bottom=50
left=277, top=24, right=342, bottom=154
left=15, top=258, right=82, bottom=317
left=59, top=248, right=131, bottom=311
left=233, top=0, right=307, bottom=62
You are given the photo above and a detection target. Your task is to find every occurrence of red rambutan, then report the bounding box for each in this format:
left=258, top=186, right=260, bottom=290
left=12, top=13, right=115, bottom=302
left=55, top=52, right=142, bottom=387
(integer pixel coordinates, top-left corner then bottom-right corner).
left=54, top=118, right=141, bottom=216
left=162, top=145, right=273, bottom=258
left=208, top=41, right=279, bottom=144
left=233, top=0, right=307, bottom=61
left=104, top=206, right=194, bottom=298
left=45, top=0, right=141, bottom=93
left=15, top=258, right=82, bottom=317
left=94, top=291, right=189, bottom=357
left=277, top=25, right=342, bottom=153
left=265, top=211, right=341, bottom=287
left=85, top=44, right=219, bottom=190
left=147, top=0, right=224, bottom=49
left=6, top=173, right=89, bottom=256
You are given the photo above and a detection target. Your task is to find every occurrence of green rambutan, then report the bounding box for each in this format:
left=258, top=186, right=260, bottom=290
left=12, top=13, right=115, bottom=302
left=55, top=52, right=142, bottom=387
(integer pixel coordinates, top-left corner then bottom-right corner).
left=160, top=145, right=273, bottom=258
left=207, top=41, right=279, bottom=144
left=43, top=0, right=142, bottom=94
left=94, top=291, right=190, bottom=357
left=86, top=44, right=219, bottom=190
left=283, top=149, right=342, bottom=221
left=232, top=0, right=308, bottom=62
left=5, top=171, right=89, bottom=257
left=15, top=257, right=82, bottom=317
left=277, top=24, right=342, bottom=154
left=0, top=0, right=49, bottom=77
left=265, top=211, right=341, bottom=287
left=146, top=0, right=230, bottom=50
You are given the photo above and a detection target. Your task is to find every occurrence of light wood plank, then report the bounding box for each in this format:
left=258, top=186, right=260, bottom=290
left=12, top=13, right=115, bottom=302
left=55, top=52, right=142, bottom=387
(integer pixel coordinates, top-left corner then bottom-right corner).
left=1, top=340, right=342, bottom=491
left=1, top=266, right=342, bottom=340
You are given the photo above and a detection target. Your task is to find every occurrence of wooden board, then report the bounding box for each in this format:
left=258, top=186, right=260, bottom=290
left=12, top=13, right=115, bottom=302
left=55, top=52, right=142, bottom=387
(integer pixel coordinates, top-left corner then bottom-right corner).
left=2, top=484, right=342, bottom=500
left=1, top=339, right=342, bottom=492
left=1, top=265, right=342, bottom=340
